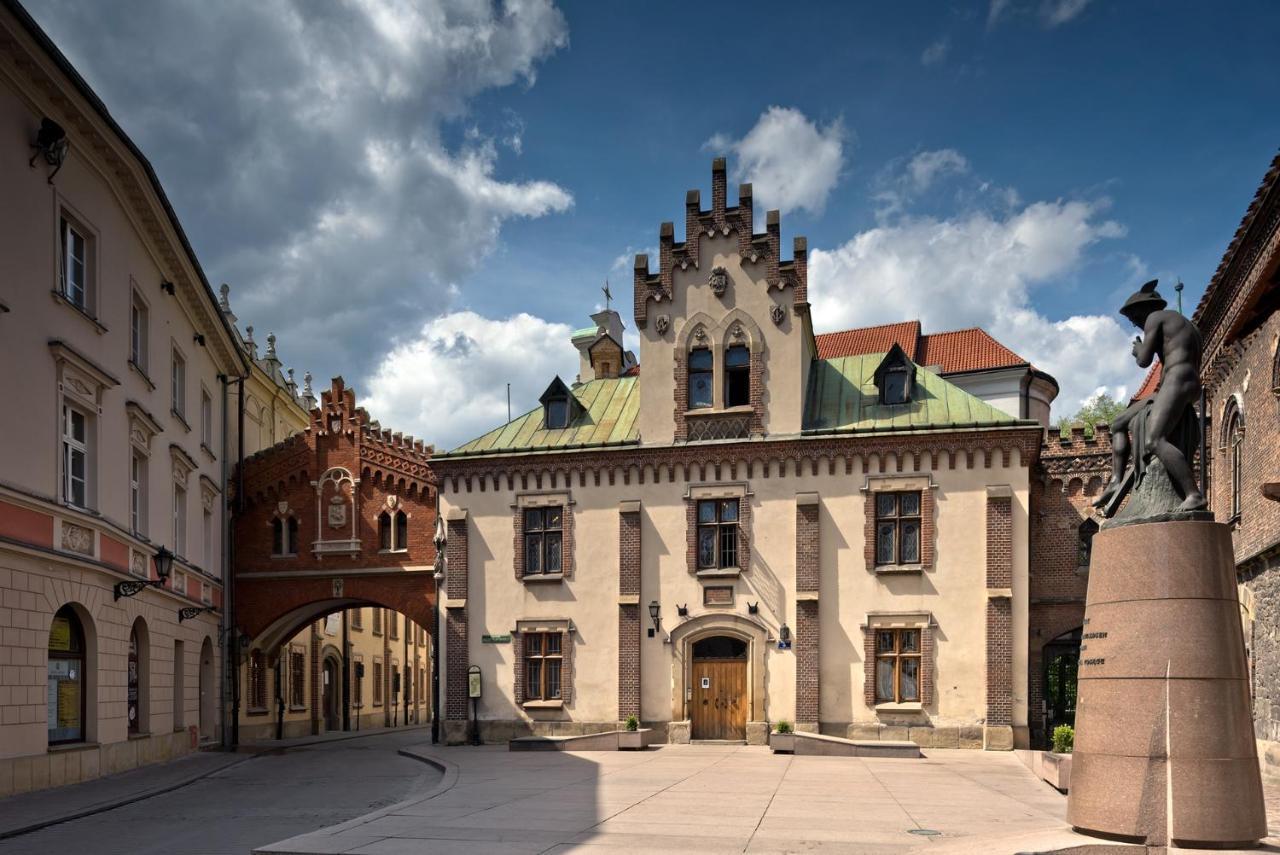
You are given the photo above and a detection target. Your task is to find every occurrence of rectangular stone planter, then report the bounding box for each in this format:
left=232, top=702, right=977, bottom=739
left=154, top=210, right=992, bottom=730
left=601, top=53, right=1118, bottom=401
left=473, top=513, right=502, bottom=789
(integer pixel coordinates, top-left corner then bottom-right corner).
left=1016, top=748, right=1072, bottom=792
left=770, top=732, right=796, bottom=754
left=619, top=729, right=648, bottom=750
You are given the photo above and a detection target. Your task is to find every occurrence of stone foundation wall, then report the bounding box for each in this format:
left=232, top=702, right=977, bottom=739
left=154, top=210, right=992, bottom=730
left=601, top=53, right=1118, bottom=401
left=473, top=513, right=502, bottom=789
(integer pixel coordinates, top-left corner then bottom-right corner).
left=1242, top=549, right=1279, bottom=777
left=0, top=728, right=192, bottom=798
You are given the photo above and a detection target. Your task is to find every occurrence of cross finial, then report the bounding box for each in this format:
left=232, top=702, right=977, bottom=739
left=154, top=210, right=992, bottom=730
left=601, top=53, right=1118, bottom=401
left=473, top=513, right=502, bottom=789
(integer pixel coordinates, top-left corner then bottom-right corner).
left=602, top=280, right=612, bottom=312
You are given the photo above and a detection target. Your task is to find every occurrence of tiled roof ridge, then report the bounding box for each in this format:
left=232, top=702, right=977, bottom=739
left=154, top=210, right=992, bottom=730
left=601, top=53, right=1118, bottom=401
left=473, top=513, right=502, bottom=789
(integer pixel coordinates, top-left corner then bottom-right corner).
left=817, top=319, right=1030, bottom=374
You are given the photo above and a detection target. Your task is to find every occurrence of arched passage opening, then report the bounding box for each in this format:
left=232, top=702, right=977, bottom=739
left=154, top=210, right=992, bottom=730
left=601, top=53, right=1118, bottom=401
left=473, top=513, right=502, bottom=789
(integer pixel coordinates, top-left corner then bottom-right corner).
left=1042, top=627, right=1081, bottom=738
left=668, top=613, right=770, bottom=744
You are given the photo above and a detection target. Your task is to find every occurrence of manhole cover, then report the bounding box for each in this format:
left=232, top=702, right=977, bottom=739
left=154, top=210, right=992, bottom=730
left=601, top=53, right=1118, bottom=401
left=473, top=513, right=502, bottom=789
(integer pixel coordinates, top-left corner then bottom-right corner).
left=908, top=829, right=942, bottom=837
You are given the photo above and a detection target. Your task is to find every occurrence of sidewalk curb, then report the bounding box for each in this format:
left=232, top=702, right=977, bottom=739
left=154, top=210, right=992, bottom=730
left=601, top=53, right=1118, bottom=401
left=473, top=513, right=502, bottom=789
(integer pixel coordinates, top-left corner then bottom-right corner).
left=253, top=744, right=460, bottom=854
left=239, top=723, right=431, bottom=755
left=0, top=753, right=253, bottom=842
left=0, top=725, right=433, bottom=842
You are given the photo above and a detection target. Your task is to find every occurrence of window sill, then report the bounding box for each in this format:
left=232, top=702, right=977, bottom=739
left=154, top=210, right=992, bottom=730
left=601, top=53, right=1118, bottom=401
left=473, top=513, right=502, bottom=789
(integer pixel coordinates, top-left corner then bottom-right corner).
left=51, top=290, right=107, bottom=334
left=47, top=741, right=100, bottom=754
left=377, top=548, right=409, bottom=555
left=271, top=553, right=298, bottom=560
left=522, top=572, right=564, bottom=583
left=128, top=732, right=151, bottom=741
left=522, top=700, right=564, bottom=709
left=696, top=567, right=741, bottom=579
left=875, top=702, right=923, bottom=713
left=875, top=564, right=923, bottom=575
left=171, top=409, right=191, bottom=433
left=246, top=707, right=269, bottom=717
left=289, top=705, right=306, bottom=713
left=129, top=360, right=156, bottom=390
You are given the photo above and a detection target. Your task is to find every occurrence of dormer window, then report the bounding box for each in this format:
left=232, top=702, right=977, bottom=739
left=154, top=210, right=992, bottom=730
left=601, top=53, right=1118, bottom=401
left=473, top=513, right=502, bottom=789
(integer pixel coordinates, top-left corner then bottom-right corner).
left=873, top=344, right=916, bottom=406
left=725, top=345, right=750, bottom=407
left=538, top=376, right=579, bottom=430
left=688, top=348, right=713, bottom=409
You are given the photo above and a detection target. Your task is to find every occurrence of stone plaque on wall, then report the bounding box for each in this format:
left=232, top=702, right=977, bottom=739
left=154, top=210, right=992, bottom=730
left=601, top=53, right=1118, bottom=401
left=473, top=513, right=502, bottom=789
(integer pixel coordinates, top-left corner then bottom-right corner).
left=703, top=585, right=733, bottom=606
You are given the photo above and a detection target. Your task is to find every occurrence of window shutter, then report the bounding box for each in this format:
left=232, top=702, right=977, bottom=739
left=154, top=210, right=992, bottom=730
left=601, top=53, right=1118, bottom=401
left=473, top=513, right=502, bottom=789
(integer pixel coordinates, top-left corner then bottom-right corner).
left=560, top=630, right=573, bottom=705
left=513, top=507, right=524, bottom=580
left=513, top=632, right=525, bottom=705
left=921, top=624, right=935, bottom=707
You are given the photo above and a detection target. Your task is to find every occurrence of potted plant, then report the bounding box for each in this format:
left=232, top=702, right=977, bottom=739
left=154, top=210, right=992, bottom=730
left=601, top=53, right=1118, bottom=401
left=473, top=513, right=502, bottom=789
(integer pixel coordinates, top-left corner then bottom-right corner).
left=619, top=715, right=644, bottom=750
left=770, top=719, right=795, bottom=753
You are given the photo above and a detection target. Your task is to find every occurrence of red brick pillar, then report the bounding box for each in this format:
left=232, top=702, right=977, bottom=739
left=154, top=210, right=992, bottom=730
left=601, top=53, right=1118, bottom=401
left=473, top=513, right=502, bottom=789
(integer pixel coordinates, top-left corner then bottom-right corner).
left=618, top=501, right=641, bottom=723
left=985, top=486, right=1014, bottom=750
left=795, top=494, right=820, bottom=732
left=444, top=511, right=469, bottom=743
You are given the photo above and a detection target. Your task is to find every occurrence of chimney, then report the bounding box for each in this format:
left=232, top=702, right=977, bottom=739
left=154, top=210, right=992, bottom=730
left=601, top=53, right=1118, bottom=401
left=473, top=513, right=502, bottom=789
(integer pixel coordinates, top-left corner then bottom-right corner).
left=711, top=158, right=727, bottom=221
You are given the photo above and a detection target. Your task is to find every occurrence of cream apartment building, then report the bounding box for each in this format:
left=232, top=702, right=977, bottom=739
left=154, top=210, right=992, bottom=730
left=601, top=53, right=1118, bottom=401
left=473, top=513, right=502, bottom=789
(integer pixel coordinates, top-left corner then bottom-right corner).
left=0, top=1, right=235, bottom=794
left=433, top=160, right=1047, bottom=749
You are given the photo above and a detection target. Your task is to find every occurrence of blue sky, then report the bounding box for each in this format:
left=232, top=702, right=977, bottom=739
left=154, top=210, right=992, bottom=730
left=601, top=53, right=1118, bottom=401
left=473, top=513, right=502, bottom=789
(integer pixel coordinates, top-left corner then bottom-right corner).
left=26, top=0, right=1280, bottom=448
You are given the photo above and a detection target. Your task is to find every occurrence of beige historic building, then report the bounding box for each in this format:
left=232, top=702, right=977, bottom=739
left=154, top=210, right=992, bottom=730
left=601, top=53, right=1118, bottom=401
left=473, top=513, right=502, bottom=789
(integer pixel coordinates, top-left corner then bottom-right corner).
left=0, top=2, right=234, bottom=794
left=434, top=160, right=1051, bottom=749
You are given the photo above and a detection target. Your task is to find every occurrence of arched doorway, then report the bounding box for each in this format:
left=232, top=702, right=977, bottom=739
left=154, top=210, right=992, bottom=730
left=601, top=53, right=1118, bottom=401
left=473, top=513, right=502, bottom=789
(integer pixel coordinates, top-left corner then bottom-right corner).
left=1043, top=627, right=1081, bottom=737
left=691, top=635, right=748, bottom=741
left=322, top=654, right=341, bottom=731
left=199, top=637, right=216, bottom=742
left=48, top=605, right=88, bottom=745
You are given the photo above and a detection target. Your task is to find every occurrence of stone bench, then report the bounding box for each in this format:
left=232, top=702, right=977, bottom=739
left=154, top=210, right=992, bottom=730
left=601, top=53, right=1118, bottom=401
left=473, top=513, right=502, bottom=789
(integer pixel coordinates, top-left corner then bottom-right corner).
left=771, top=730, right=922, bottom=758
left=509, top=728, right=656, bottom=752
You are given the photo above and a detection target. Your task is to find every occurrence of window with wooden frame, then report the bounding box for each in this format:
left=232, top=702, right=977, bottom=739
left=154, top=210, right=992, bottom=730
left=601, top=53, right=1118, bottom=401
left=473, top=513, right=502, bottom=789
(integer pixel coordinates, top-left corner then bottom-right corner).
left=389, top=612, right=398, bottom=640
left=173, top=483, right=187, bottom=556
left=350, top=608, right=363, bottom=630
left=372, top=608, right=382, bottom=636
left=379, top=511, right=409, bottom=552
left=522, top=506, right=563, bottom=575
left=373, top=660, right=384, bottom=705
left=59, top=215, right=90, bottom=312
left=200, top=388, right=213, bottom=450
left=688, top=348, right=713, bottom=409
left=875, top=628, right=921, bottom=703
left=272, top=516, right=298, bottom=556
left=130, top=291, right=148, bottom=372
left=724, top=344, right=750, bottom=407
left=697, top=499, right=739, bottom=570
left=289, top=649, right=305, bottom=708
left=248, top=649, right=267, bottom=711
left=62, top=402, right=90, bottom=508
left=874, top=491, right=921, bottom=566
left=523, top=631, right=563, bottom=701
left=171, top=348, right=186, bottom=420
left=130, top=449, right=146, bottom=534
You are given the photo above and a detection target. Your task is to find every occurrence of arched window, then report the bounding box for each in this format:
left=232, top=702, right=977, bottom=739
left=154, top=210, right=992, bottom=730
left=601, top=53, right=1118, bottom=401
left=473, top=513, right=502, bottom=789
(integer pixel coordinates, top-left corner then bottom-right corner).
left=688, top=348, right=713, bottom=409
left=395, top=511, right=408, bottom=551
left=48, top=606, right=86, bottom=744
left=1228, top=409, right=1243, bottom=519
left=724, top=345, right=750, bottom=407
left=1077, top=518, right=1099, bottom=569
left=272, top=516, right=298, bottom=556
left=379, top=512, right=392, bottom=551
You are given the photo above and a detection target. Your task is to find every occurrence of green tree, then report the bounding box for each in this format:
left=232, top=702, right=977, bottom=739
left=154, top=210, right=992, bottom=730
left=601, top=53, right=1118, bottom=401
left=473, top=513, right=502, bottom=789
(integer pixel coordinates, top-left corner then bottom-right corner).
left=1057, top=391, right=1126, bottom=438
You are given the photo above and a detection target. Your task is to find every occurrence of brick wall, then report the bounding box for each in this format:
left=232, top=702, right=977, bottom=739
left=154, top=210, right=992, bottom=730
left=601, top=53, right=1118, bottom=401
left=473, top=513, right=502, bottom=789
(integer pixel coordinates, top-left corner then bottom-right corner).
left=618, top=507, right=641, bottom=720
left=985, top=491, right=1013, bottom=728
left=795, top=498, right=819, bottom=726
left=444, top=516, right=468, bottom=722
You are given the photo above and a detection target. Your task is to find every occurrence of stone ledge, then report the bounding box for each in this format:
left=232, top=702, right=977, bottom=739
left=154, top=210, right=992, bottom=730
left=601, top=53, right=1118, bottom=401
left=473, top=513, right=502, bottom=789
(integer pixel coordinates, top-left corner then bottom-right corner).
left=772, top=730, right=922, bottom=758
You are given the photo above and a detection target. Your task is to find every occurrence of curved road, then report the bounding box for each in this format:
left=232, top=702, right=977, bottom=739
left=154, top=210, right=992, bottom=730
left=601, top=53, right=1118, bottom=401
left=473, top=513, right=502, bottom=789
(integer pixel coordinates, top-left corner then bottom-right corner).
left=0, top=730, right=440, bottom=855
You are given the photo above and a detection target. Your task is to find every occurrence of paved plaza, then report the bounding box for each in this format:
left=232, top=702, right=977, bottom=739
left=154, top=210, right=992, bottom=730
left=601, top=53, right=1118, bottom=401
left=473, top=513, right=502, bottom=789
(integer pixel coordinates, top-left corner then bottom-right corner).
left=257, top=744, right=1280, bottom=855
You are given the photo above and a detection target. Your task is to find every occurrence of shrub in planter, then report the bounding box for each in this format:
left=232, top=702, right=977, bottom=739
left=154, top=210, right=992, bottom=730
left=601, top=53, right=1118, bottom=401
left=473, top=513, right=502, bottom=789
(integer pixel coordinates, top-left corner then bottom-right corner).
left=625, top=715, right=639, bottom=732
left=775, top=719, right=793, bottom=734
left=1052, top=724, right=1074, bottom=754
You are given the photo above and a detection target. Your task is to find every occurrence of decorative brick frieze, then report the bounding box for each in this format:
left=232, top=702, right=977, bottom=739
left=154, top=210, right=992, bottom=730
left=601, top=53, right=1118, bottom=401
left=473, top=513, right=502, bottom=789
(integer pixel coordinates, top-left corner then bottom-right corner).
left=795, top=600, right=819, bottom=724
left=985, top=488, right=1013, bottom=728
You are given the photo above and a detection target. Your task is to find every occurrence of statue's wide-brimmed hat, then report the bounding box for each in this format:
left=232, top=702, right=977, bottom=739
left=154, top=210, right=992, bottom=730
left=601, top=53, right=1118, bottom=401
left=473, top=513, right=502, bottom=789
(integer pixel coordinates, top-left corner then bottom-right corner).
left=1120, top=279, right=1167, bottom=318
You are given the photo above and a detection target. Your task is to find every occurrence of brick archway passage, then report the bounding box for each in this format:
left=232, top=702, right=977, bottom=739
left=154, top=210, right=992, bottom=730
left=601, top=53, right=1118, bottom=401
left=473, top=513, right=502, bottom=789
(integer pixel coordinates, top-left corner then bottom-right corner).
left=236, top=573, right=436, bottom=645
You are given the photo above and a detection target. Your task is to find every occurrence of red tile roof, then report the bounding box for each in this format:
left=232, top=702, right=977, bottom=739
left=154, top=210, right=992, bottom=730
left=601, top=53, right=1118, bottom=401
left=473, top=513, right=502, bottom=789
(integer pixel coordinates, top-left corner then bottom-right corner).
left=815, top=321, right=921, bottom=361
left=815, top=322, right=1029, bottom=375
left=1134, top=363, right=1161, bottom=400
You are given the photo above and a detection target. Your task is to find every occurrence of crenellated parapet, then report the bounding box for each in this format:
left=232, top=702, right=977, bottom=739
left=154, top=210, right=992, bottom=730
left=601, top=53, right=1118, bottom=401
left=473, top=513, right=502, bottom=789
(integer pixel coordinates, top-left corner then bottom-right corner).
left=1038, top=424, right=1113, bottom=487
left=633, top=158, right=808, bottom=328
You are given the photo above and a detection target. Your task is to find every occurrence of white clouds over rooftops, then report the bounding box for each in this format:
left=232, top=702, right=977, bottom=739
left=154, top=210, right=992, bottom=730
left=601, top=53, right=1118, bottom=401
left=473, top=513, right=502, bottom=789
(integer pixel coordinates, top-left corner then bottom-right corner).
left=706, top=106, right=847, bottom=217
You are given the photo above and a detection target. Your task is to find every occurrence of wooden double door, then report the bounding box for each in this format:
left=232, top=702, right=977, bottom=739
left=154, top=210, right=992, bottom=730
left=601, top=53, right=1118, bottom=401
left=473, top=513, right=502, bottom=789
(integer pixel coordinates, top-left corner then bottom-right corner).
left=691, top=649, right=747, bottom=741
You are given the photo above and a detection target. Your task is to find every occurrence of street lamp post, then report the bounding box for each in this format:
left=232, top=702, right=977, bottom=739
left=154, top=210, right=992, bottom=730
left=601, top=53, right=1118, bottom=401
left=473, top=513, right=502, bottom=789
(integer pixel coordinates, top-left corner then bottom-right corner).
left=431, top=513, right=446, bottom=744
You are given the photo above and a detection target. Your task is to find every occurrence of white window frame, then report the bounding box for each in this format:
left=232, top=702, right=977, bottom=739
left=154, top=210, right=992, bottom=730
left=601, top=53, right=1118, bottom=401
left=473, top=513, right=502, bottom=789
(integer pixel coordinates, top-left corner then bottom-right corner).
left=60, top=216, right=88, bottom=310
left=173, top=483, right=187, bottom=556
left=130, top=449, right=147, bottom=535
left=61, top=402, right=90, bottom=508
left=171, top=346, right=187, bottom=420
left=200, top=386, right=213, bottom=450
left=203, top=505, right=213, bottom=571
left=130, top=289, right=149, bottom=372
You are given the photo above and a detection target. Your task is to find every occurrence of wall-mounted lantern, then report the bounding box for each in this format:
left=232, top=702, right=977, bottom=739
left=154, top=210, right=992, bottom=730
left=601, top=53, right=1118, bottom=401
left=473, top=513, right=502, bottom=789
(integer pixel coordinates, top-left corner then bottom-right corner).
left=777, top=622, right=793, bottom=650
left=29, top=117, right=69, bottom=184
left=178, top=605, right=216, bottom=623
left=114, top=545, right=174, bottom=600
left=747, top=602, right=759, bottom=615
left=648, top=600, right=661, bottom=634
left=676, top=604, right=688, bottom=618
left=160, top=280, right=176, bottom=296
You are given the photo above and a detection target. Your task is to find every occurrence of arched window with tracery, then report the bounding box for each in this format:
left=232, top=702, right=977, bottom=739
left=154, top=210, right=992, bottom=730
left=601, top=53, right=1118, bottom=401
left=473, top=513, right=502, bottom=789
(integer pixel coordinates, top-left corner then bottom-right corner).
left=379, top=510, right=409, bottom=552
left=1228, top=408, right=1243, bottom=520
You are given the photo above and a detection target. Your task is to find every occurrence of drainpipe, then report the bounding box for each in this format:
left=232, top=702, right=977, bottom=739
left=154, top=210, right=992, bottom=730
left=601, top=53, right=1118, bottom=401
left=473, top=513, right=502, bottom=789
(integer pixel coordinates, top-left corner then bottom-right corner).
left=404, top=627, right=409, bottom=727
left=219, top=374, right=231, bottom=750
left=431, top=493, right=442, bottom=744
left=230, top=373, right=246, bottom=749
left=342, top=610, right=350, bottom=731
left=274, top=647, right=284, bottom=740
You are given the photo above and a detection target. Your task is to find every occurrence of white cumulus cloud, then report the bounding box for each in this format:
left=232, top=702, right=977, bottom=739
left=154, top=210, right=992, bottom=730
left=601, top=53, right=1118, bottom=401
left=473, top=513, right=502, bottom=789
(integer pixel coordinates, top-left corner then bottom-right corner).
left=706, top=106, right=846, bottom=217
left=362, top=311, right=579, bottom=451
left=809, top=197, right=1140, bottom=418
left=921, top=37, right=950, bottom=66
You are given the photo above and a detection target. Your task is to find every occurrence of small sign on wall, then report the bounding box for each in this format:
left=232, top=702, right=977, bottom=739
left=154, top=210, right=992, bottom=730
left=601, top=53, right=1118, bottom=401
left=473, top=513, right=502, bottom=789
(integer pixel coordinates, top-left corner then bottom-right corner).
left=700, top=677, right=710, bottom=689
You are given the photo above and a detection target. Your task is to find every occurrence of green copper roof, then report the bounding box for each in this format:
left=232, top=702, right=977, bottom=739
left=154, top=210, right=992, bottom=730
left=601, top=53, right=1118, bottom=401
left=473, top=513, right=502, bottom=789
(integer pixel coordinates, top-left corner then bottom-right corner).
left=571, top=325, right=599, bottom=339
left=446, top=376, right=640, bottom=456
left=803, top=353, right=1019, bottom=433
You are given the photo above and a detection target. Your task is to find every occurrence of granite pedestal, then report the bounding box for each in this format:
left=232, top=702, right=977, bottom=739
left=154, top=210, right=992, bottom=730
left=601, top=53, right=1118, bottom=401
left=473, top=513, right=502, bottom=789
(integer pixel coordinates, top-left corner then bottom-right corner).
left=1066, top=519, right=1267, bottom=847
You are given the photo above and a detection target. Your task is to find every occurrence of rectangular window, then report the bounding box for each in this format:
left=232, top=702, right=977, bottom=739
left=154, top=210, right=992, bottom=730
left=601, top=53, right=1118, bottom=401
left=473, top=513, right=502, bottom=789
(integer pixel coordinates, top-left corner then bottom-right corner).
left=203, top=506, right=214, bottom=571
left=372, top=609, right=382, bottom=636
left=389, top=612, right=398, bottom=640
left=62, top=403, right=89, bottom=508
left=875, top=628, right=922, bottom=703
left=60, top=217, right=87, bottom=309
left=351, top=609, right=363, bottom=631
left=173, top=484, right=187, bottom=556
left=522, top=506, right=563, bottom=575
left=200, top=389, right=213, bottom=449
left=130, top=293, right=148, bottom=370
left=688, top=348, right=713, bottom=409
left=724, top=345, right=750, bottom=407
left=523, top=632, right=563, bottom=701
left=290, top=650, right=305, bottom=708
left=373, top=661, right=384, bottom=706
left=171, top=349, right=186, bottom=418
left=874, top=491, right=921, bottom=566
left=696, top=499, right=739, bottom=570
left=130, top=451, right=147, bottom=534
